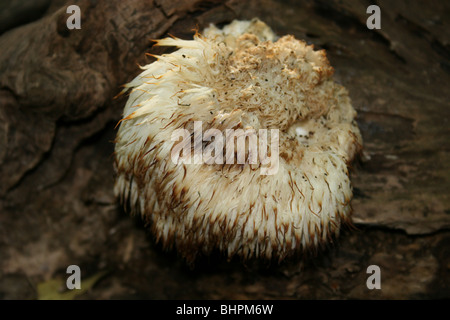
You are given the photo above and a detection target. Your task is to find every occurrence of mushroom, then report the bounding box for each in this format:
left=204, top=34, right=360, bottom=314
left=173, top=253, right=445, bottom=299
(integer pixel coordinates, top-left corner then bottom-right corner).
left=114, top=18, right=362, bottom=263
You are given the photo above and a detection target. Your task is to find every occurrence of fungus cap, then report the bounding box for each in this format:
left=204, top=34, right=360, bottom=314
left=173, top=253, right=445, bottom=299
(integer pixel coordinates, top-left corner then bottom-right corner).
left=114, top=19, right=362, bottom=262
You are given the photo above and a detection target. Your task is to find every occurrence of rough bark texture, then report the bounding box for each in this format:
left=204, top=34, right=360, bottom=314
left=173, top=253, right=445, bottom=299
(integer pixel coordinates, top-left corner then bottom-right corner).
left=0, top=0, right=449, bottom=299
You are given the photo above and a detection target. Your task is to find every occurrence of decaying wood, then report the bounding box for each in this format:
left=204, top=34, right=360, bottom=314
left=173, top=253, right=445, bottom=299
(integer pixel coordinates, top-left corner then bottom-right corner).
left=0, top=0, right=449, bottom=299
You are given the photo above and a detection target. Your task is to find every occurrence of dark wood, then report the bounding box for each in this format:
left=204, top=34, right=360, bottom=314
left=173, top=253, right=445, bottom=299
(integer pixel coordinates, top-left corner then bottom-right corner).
left=0, top=0, right=448, bottom=299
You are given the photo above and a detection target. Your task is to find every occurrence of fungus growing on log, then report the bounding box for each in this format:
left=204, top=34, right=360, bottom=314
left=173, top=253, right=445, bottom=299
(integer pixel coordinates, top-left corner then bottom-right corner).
left=114, top=19, right=362, bottom=263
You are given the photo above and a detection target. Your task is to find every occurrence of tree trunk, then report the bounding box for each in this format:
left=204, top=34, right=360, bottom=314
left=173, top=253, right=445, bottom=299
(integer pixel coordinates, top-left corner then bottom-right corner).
left=0, top=0, right=449, bottom=299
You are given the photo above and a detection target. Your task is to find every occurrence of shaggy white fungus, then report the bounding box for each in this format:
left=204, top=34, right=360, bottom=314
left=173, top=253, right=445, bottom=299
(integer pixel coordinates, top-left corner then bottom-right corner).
left=114, top=18, right=362, bottom=262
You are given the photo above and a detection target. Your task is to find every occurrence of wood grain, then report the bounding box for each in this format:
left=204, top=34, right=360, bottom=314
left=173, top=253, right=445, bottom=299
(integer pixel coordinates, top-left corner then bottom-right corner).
left=0, top=0, right=448, bottom=299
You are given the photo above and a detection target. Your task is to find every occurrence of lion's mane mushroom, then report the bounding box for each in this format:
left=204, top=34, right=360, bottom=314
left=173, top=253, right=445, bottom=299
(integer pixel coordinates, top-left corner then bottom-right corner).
left=114, top=19, right=362, bottom=263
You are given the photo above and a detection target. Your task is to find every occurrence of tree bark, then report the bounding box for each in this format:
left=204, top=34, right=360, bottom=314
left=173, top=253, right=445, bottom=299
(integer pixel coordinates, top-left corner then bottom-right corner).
left=0, top=0, right=449, bottom=299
